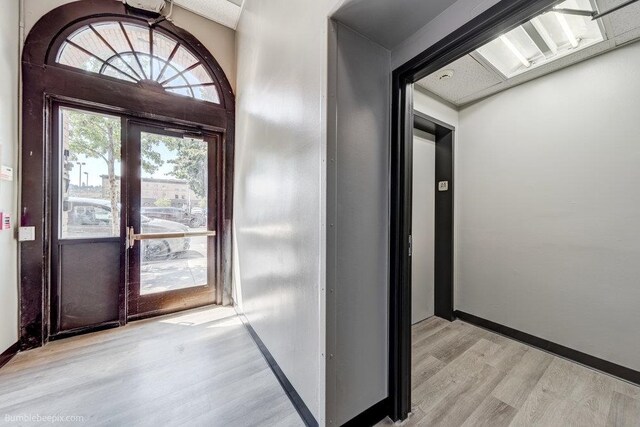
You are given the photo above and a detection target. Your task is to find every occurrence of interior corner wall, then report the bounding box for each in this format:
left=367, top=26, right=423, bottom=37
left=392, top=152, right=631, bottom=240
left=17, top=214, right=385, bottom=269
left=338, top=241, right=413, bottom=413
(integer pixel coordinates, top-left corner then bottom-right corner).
left=22, top=0, right=237, bottom=90
left=0, top=0, right=20, bottom=354
left=456, top=41, right=640, bottom=372
left=326, top=21, right=391, bottom=426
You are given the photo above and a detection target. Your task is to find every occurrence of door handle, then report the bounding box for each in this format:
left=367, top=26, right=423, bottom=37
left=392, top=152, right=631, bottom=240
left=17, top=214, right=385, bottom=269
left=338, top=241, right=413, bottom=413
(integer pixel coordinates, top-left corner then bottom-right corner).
left=127, top=226, right=215, bottom=249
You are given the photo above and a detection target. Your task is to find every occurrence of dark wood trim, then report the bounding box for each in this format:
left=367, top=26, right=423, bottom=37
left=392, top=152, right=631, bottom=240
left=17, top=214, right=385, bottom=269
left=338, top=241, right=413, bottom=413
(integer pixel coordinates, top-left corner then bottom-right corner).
left=21, top=0, right=235, bottom=349
left=0, top=342, right=20, bottom=370
left=33, top=5, right=234, bottom=110
left=238, top=314, right=319, bottom=427
left=455, top=311, right=640, bottom=386
left=127, top=301, right=217, bottom=322
left=341, top=398, right=389, bottom=427
left=388, top=0, right=560, bottom=421
left=49, top=322, right=121, bottom=341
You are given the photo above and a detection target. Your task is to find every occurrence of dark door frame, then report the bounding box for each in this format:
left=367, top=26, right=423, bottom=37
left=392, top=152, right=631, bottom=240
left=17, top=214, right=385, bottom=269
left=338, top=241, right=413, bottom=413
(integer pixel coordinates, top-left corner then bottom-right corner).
left=126, top=121, right=222, bottom=320
left=48, top=101, right=128, bottom=340
left=47, top=99, right=227, bottom=340
left=21, top=0, right=235, bottom=350
left=388, top=0, right=560, bottom=421
left=412, top=110, right=455, bottom=322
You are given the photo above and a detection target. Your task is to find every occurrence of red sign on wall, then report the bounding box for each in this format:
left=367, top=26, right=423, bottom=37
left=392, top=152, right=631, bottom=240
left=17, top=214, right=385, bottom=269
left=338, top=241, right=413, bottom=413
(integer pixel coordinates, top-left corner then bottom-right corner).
left=1, top=213, right=11, bottom=230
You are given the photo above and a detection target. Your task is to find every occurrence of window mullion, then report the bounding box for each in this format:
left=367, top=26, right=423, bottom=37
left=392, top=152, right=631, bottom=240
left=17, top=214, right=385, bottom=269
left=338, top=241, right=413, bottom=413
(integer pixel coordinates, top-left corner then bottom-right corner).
left=89, top=25, right=142, bottom=81
left=119, top=22, right=148, bottom=80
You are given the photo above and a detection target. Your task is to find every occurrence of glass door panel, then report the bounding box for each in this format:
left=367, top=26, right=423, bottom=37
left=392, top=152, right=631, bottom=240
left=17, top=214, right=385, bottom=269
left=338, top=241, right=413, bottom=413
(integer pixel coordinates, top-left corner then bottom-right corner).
left=51, top=106, right=221, bottom=332
left=139, top=132, right=209, bottom=295
left=60, top=108, right=122, bottom=239
left=127, top=124, right=219, bottom=318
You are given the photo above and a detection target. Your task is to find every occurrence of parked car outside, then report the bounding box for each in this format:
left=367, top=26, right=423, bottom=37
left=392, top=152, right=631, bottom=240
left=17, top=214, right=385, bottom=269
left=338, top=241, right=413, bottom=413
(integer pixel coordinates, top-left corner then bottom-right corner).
left=64, top=197, right=190, bottom=259
left=141, top=206, right=204, bottom=228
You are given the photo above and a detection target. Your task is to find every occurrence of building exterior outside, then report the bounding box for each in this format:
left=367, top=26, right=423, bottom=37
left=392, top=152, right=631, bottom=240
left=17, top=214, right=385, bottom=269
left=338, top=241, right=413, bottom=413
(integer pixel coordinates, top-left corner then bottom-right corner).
left=100, top=175, right=203, bottom=208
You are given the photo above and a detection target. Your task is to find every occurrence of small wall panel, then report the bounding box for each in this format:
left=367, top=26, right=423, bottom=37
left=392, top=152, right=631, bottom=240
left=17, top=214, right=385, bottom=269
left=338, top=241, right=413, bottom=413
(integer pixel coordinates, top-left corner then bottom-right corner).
left=59, top=241, right=120, bottom=331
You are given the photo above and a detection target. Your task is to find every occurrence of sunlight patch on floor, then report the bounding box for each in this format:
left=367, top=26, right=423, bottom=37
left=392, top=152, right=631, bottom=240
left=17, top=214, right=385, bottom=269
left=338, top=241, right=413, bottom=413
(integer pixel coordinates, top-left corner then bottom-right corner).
left=159, top=306, right=237, bottom=326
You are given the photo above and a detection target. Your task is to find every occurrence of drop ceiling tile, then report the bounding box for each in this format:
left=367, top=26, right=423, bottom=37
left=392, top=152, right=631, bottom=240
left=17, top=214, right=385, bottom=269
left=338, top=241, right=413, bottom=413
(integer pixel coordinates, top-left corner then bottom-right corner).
left=417, top=55, right=503, bottom=105
left=456, top=39, right=614, bottom=106
left=597, top=0, right=640, bottom=37
left=173, top=0, right=243, bottom=29
left=417, top=0, right=640, bottom=108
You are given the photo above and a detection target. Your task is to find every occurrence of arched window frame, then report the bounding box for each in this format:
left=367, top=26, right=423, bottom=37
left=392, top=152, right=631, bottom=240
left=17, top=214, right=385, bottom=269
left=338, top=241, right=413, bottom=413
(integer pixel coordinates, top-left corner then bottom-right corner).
left=21, top=0, right=235, bottom=350
left=50, top=17, right=224, bottom=104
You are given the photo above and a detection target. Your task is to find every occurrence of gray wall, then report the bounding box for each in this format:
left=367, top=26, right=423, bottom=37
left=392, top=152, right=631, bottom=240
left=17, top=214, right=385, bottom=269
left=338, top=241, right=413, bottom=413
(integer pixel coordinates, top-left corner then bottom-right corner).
left=0, top=0, right=19, bottom=354
left=234, top=0, right=339, bottom=422
left=326, top=22, right=390, bottom=425
left=392, top=0, right=500, bottom=69
left=456, top=41, right=640, bottom=371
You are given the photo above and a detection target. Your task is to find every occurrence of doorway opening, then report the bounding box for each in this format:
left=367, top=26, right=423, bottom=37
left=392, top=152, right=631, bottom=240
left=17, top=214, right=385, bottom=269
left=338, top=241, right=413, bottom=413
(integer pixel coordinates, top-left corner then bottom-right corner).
left=388, top=0, right=559, bottom=421
left=21, top=1, right=235, bottom=349
left=411, top=111, right=454, bottom=328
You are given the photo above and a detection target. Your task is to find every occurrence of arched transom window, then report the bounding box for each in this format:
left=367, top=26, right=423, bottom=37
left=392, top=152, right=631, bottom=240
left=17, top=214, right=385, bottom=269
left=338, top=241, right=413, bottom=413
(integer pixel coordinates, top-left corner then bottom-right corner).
left=56, top=21, right=220, bottom=103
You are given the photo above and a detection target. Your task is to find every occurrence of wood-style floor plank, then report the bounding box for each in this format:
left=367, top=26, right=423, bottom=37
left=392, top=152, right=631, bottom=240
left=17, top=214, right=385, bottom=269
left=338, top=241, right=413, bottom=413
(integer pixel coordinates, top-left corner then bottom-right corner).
left=380, top=317, right=640, bottom=427
left=461, top=395, right=518, bottom=427
left=606, top=391, right=640, bottom=427
left=0, top=307, right=304, bottom=427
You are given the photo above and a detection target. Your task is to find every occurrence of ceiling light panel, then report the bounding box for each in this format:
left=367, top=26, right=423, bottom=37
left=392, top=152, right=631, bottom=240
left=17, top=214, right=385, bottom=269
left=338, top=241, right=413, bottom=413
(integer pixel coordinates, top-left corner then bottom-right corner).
left=476, top=0, right=605, bottom=78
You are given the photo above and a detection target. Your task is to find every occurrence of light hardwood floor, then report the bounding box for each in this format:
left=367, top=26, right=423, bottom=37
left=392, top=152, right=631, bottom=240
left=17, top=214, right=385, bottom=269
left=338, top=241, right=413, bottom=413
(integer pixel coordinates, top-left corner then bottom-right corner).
left=0, top=307, right=304, bottom=427
left=381, top=317, right=640, bottom=427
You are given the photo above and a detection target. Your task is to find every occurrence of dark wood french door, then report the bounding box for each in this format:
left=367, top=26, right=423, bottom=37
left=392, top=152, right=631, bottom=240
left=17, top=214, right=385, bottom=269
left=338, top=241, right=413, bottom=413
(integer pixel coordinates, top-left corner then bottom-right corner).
left=51, top=104, right=221, bottom=337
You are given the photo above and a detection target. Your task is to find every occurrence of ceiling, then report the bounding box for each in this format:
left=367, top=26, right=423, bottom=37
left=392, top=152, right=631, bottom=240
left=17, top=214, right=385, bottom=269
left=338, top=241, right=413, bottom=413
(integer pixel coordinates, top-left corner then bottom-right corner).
left=417, top=0, right=640, bottom=108
left=332, top=0, right=460, bottom=49
left=172, top=0, right=244, bottom=30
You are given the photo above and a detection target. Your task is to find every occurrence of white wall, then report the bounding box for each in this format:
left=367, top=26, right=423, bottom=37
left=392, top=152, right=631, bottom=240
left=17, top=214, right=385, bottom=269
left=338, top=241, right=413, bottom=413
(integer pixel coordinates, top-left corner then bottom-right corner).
left=0, top=0, right=20, bottom=354
left=23, top=0, right=236, bottom=89
left=234, top=0, right=339, bottom=423
left=456, top=41, right=640, bottom=371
